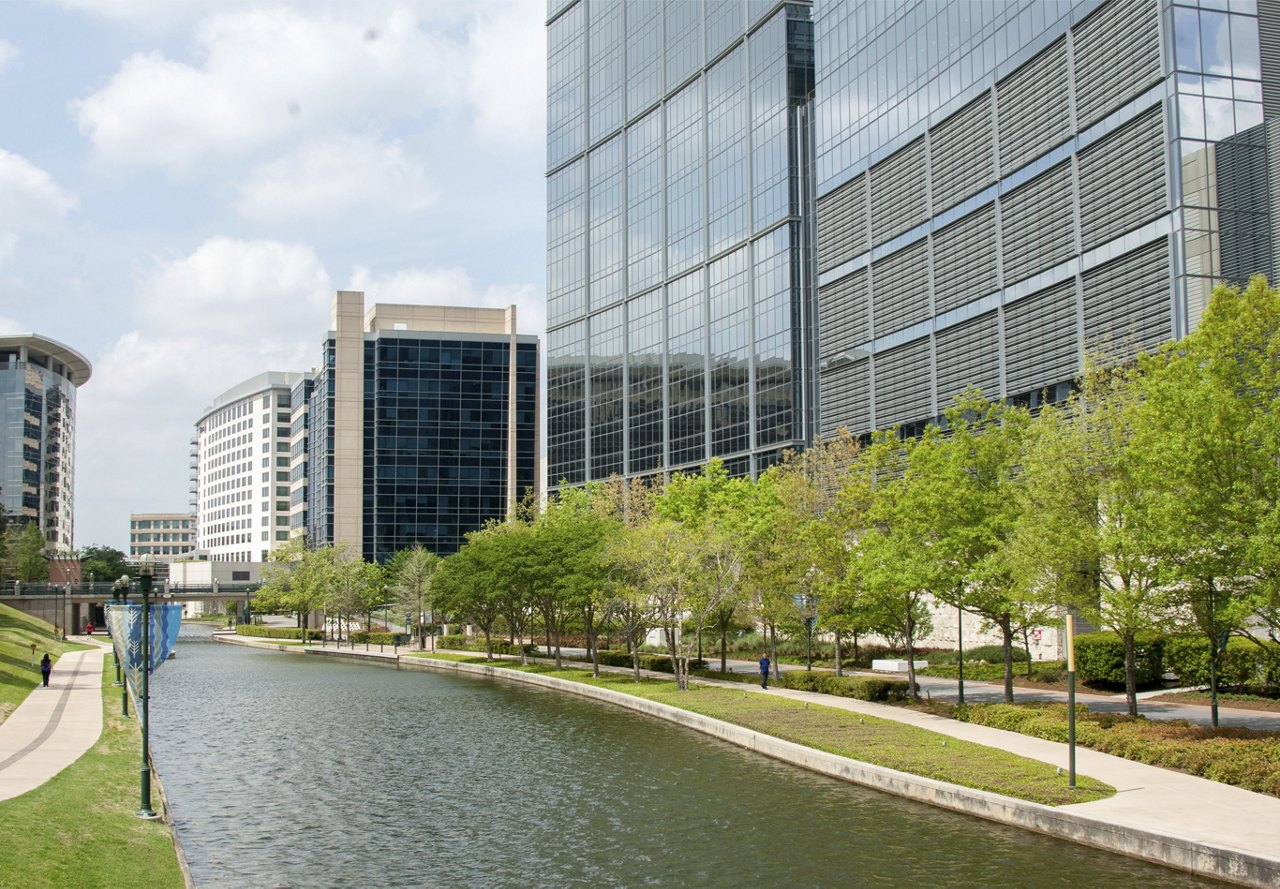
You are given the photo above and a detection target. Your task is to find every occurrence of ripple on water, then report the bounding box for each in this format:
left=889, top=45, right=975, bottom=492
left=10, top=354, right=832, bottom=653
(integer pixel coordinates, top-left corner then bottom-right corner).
left=150, top=627, right=1222, bottom=888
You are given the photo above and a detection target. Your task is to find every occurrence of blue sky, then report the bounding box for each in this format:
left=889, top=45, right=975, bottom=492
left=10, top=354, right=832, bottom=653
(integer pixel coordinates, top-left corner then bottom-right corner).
left=0, top=0, right=547, bottom=551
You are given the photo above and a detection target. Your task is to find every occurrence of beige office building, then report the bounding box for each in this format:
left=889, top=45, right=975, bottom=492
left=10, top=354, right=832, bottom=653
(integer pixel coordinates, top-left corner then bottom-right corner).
left=129, top=512, right=196, bottom=560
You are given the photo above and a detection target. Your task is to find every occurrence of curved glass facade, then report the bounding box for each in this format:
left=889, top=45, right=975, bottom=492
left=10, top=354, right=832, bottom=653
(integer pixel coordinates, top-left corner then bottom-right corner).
left=0, top=337, right=87, bottom=555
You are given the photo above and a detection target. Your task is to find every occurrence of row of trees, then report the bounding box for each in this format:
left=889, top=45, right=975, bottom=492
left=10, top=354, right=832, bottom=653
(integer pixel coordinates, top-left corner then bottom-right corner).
left=253, top=539, right=440, bottom=645
left=254, top=280, right=1277, bottom=725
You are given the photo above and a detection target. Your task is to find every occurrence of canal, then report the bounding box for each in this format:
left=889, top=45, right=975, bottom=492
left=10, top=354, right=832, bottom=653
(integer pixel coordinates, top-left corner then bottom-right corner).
left=150, top=625, right=1216, bottom=888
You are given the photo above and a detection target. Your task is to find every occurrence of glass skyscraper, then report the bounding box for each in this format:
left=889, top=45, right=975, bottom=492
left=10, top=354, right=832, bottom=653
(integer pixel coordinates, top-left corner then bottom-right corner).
left=0, top=334, right=90, bottom=555
left=546, top=0, right=818, bottom=489
left=813, top=0, right=1280, bottom=437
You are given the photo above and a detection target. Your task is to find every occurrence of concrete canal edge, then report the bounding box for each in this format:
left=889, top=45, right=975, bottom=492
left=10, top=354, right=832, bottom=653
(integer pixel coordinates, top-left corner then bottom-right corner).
left=213, top=635, right=1279, bottom=887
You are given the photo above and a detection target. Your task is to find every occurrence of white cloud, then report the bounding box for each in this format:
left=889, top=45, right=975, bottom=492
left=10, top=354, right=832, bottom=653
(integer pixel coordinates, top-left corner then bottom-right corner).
left=76, top=237, right=336, bottom=536
left=0, top=315, right=24, bottom=334
left=235, top=134, right=437, bottom=226
left=136, top=236, right=332, bottom=337
left=0, top=40, right=18, bottom=73
left=346, top=265, right=544, bottom=336
left=71, top=6, right=464, bottom=170
left=465, top=1, right=545, bottom=150
left=0, top=149, right=76, bottom=263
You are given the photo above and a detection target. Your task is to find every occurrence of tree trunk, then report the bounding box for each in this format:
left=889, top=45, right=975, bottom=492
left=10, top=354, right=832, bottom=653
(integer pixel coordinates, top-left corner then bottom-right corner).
left=769, top=623, right=780, bottom=681
left=999, top=615, right=1015, bottom=703
left=553, top=623, right=563, bottom=670
left=630, top=634, right=642, bottom=682
left=834, top=630, right=844, bottom=677
left=853, top=631, right=860, bottom=668
left=720, top=625, right=727, bottom=675
left=665, top=624, right=685, bottom=690
left=1022, top=627, right=1034, bottom=678
left=484, top=626, right=493, bottom=661
left=905, top=613, right=919, bottom=700
left=1123, top=630, right=1139, bottom=717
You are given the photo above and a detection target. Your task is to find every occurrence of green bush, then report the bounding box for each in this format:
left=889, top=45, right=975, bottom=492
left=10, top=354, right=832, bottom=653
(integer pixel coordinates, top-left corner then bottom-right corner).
left=350, top=631, right=405, bottom=645
left=235, top=625, right=323, bottom=641
left=1164, top=637, right=1280, bottom=688
left=1073, top=632, right=1164, bottom=687
left=777, top=669, right=910, bottom=701
left=956, top=702, right=1280, bottom=797
left=926, top=645, right=1030, bottom=666
left=438, top=634, right=469, bottom=649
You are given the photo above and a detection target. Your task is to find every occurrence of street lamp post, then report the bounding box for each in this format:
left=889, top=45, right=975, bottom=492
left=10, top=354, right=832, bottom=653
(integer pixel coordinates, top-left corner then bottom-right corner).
left=137, top=554, right=158, bottom=819
left=795, top=593, right=820, bottom=671
left=113, top=578, right=130, bottom=716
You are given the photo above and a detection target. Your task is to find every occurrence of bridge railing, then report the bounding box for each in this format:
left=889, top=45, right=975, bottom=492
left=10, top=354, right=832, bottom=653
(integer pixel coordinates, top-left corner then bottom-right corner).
left=2, top=582, right=260, bottom=597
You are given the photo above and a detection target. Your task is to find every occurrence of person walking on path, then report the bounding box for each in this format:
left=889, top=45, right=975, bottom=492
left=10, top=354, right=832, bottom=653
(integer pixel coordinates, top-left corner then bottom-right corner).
left=40, top=653, right=51, bottom=688
left=759, top=653, right=771, bottom=689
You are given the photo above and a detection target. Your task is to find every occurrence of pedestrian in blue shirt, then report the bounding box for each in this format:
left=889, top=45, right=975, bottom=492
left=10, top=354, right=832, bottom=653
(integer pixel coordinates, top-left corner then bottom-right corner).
left=759, top=653, right=770, bottom=689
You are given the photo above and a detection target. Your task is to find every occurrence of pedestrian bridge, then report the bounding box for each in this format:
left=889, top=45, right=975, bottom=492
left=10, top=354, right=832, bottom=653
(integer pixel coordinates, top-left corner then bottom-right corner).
left=1, top=581, right=258, bottom=630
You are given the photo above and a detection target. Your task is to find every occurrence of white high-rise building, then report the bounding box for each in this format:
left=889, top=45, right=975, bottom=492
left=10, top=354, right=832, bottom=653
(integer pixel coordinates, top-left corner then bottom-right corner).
left=192, top=372, right=305, bottom=562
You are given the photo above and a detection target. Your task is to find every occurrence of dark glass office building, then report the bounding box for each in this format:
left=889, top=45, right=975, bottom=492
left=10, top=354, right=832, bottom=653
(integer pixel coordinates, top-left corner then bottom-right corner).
left=305, top=293, right=539, bottom=562
left=813, top=0, right=1280, bottom=437
left=545, top=0, right=818, bottom=489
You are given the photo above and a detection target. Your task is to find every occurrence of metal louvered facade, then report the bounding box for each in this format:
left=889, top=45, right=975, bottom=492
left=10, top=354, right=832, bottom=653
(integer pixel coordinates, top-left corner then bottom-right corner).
left=811, top=0, right=1278, bottom=440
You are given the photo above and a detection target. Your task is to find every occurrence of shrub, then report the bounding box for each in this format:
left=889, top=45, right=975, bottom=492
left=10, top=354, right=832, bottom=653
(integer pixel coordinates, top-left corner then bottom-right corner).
left=236, top=625, right=323, bottom=641
left=1164, top=637, right=1280, bottom=688
left=777, top=670, right=910, bottom=701
left=1073, top=632, right=1164, bottom=687
left=955, top=702, right=1280, bottom=797
left=926, top=645, right=1030, bottom=666
left=438, top=634, right=469, bottom=650
left=350, top=631, right=405, bottom=645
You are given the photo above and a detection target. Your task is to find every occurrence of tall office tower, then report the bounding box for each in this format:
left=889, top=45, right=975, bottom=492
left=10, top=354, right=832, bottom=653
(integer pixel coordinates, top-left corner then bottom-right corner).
left=287, top=373, right=314, bottom=543
left=128, top=512, right=196, bottom=561
left=193, top=372, right=306, bottom=562
left=0, top=335, right=90, bottom=554
left=813, top=0, right=1280, bottom=438
left=545, top=0, right=818, bottom=491
left=306, top=292, right=539, bottom=562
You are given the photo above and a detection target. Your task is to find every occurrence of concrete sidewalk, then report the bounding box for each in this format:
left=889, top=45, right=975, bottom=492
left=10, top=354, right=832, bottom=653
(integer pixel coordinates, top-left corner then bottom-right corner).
left=0, top=638, right=109, bottom=801
left=714, top=655, right=1280, bottom=731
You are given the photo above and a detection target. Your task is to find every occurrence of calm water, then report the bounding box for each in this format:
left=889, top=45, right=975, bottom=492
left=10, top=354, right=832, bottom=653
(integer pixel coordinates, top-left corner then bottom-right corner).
left=149, top=625, right=1216, bottom=888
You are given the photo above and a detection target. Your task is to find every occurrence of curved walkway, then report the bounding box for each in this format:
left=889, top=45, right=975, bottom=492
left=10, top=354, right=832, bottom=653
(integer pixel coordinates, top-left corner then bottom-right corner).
left=0, top=637, right=108, bottom=801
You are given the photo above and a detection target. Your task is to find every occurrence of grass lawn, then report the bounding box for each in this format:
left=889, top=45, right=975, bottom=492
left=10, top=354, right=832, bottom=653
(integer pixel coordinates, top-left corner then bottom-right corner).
left=0, top=658, right=185, bottom=888
left=0, top=602, right=93, bottom=725
left=419, top=654, right=1113, bottom=806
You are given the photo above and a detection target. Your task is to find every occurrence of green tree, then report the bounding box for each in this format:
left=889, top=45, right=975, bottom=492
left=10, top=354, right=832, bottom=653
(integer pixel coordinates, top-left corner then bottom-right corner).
left=6, top=522, right=49, bottom=582
left=1013, top=364, right=1169, bottom=715
left=256, top=540, right=334, bottom=639
left=433, top=528, right=507, bottom=660
left=79, top=544, right=131, bottom=584
left=1129, top=277, right=1280, bottom=724
left=387, top=545, right=440, bottom=648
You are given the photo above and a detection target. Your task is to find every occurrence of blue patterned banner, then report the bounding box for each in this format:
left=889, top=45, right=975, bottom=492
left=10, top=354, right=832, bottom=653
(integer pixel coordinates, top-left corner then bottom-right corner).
left=106, top=604, right=183, bottom=688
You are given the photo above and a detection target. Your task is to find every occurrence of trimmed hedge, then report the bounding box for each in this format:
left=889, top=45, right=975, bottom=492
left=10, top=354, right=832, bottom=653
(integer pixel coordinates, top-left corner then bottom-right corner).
left=956, top=702, right=1280, bottom=797
left=592, top=650, right=707, bottom=673
left=350, top=631, right=406, bottom=645
left=1164, top=637, right=1280, bottom=688
left=1073, top=632, right=1164, bottom=687
left=926, top=645, right=1030, bottom=666
left=236, top=625, right=323, bottom=641
left=437, top=635, right=533, bottom=656
left=778, top=669, right=910, bottom=702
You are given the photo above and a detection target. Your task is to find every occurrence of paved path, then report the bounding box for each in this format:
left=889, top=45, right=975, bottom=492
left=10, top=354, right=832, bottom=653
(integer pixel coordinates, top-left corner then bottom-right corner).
left=712, top=656, right=1280, bottom=731
left=0, top=638, right=109, bottom=801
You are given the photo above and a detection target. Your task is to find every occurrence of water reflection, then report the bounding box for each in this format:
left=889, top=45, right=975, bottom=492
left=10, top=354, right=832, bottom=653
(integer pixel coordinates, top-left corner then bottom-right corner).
left=150, top=625, right=1217, bottom=888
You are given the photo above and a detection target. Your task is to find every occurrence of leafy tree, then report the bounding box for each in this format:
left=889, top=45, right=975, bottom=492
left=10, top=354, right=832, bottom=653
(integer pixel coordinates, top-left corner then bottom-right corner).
left=1130, top=277, right=1280, bottom=723
left=434, top=528, right=507, bottom=659
left=79, top=544, right=131, bottom=584
left=6, top=522, right=49, bottom=582
left=1013, top=364, right=1169, bottom=715
left=256, top=540, right=334, bottom=638
left=387, top=545, right=440, bottom=648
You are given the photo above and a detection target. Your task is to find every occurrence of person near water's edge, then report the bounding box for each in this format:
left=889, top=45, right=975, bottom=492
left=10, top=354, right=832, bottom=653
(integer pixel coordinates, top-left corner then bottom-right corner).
left=40, top=653, right=52, bottom=688
left=759, top=653, right=770, bottom=689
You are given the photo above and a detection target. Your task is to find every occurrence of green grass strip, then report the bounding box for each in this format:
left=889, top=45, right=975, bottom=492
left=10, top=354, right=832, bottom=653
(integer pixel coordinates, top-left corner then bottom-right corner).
left=420, top=654, right=1113, bottom=806
left=0, top=602, right=93, bottom=723
left=0, top=606, right=185, bottom=888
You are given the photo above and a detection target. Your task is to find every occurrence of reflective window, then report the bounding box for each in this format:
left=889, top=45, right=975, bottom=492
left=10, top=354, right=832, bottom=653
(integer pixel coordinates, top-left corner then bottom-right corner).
left=667, top=272, right=707, bottom=467
left=589, top=136, right=626, bottom=310
left=627, top=289, right=665, bottom=474
left=547, top=3, right=585, bottom=169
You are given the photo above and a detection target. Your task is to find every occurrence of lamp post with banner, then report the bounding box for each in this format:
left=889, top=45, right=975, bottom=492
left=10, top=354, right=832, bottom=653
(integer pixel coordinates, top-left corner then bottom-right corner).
left=137, top=554, right=158, bottom=819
